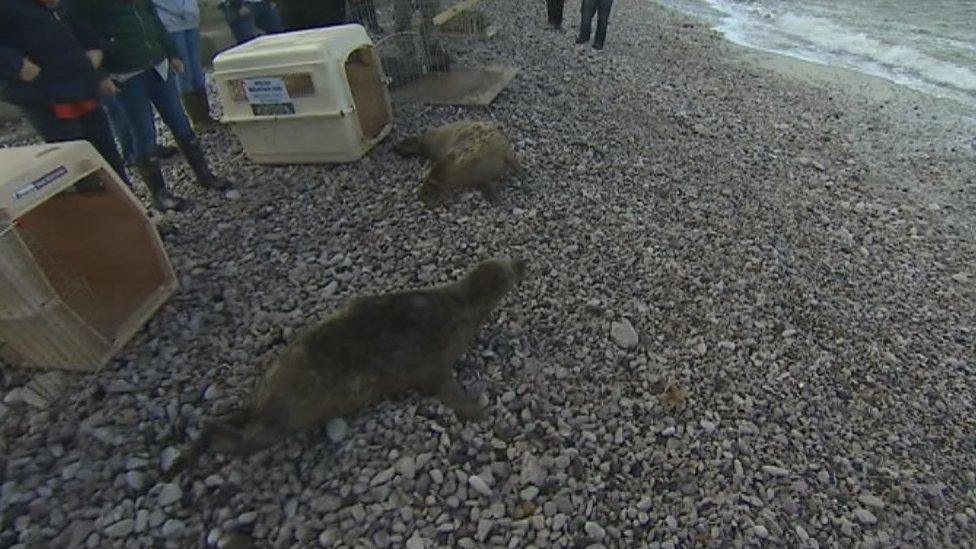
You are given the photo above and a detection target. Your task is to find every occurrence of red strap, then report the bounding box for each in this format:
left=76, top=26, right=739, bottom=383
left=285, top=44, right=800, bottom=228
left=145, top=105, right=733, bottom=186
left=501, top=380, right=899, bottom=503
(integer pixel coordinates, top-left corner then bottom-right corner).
left=50, top=99, right=99, bottom=120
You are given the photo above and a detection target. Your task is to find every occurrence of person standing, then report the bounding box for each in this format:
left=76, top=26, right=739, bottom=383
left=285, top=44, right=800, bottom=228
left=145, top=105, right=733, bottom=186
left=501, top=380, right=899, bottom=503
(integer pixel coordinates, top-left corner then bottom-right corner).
left=71, top=0, right=232, bottom=211
left=575, top=0, right=614, bottom=50
left=0, top=0, right=129, bottom=188
left=545, top=0, right=565, bottom=31
left=152, top=0, right=218, bottom=131
left=220, top=0, right=283, bottom=44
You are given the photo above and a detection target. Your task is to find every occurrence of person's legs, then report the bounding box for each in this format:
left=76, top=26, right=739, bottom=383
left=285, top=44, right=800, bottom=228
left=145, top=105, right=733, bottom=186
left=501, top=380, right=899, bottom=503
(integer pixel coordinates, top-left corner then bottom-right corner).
left=116, top=73, right=159, bottom=160
left=171, top=28, right=215, bottom=128
left=253, top=0, right=284, bottom=34
left=79, top=107, right=130, bottom=185
left=148, top=71, right=232, bottom=191
left=222, top=4, right=257, bottom=44
left=577, top=0, right=598, bottom=43
left=101, top=94, right=137, bottom=165
left=593, top=0, right=613, bottom=48
left=118, top=71, right=187, bottom=210
left=546, top=0, right=564, bottom=28
left=146, top=71, right=195, bottom=143
left=169, top=30, right=194, bottom=94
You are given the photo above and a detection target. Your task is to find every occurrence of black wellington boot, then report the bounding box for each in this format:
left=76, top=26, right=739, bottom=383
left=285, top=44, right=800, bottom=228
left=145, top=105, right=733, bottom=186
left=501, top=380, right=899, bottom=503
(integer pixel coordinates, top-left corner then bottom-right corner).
left=175, top=137, right=233, bottom=191
left=182, top=91, right=217, bottom=133
left=194, top=89, right=219, bottom=128
left=156, top=143, right=179, bottom=158
left=134, top=156, right=188, bottom=211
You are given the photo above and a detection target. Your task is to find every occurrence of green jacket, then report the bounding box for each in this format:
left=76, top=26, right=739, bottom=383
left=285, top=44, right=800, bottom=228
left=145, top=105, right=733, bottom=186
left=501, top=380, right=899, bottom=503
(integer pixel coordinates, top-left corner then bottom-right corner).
left=71, top=0, right=181, bottom=75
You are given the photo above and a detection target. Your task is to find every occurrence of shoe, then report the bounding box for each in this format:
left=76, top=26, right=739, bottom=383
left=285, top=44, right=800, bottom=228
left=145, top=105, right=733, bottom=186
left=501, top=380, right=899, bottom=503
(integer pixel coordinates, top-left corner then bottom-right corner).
left=575, top=34, right=589, bottom=44
left=593, top=41, right=604, bottom=50
left=175, top=137, right=233, bottom=191
left=133, top=156, right=188, bottom=211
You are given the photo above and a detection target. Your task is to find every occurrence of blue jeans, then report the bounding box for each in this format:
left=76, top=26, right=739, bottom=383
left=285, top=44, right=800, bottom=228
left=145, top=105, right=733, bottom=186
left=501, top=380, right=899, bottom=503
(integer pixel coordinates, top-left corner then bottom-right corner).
left=117, top=68, right=195, bottom=159
left=169, top=28, right=207, bottom=92
left=222, top=1, right=283, bottom=44
left=102, top=93, right=136, bottom=164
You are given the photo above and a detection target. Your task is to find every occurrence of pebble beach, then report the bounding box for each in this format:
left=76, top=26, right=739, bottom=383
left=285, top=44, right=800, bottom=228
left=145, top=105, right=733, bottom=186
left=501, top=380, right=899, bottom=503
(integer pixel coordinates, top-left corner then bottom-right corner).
left=2, top=0, right=976, bottom=547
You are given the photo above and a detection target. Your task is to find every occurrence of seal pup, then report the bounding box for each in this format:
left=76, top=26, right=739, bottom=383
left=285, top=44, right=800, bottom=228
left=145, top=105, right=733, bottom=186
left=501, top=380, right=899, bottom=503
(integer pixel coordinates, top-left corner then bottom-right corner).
left=166, top=257, right=527, bottom=478
left=394, top=121, right=521, bottom=206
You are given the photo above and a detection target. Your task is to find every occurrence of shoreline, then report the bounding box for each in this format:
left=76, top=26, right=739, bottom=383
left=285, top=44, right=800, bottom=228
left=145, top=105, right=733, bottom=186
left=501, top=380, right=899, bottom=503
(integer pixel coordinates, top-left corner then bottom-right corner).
left=646, top=0, right=976, bottom=120
left=2, top=0, right=975, bottom=547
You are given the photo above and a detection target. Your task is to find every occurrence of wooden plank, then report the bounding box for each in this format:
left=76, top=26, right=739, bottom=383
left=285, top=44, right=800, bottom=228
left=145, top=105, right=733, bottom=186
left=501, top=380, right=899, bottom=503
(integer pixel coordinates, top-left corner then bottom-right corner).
left=433, top=0, right=482, bottom=26
left=391, top=65, right=518, bottom=106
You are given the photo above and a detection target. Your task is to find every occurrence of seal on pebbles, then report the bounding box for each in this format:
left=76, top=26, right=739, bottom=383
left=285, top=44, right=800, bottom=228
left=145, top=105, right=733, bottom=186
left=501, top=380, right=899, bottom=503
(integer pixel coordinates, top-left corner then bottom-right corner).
left=166, top=258, right=527, bottom=477
left=394, top=121, right=521, bottom=206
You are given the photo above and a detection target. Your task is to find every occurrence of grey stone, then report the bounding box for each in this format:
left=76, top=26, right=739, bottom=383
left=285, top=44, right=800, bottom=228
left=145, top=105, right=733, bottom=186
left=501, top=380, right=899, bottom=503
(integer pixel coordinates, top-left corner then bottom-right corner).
left=104, top=519, right=135, bottom=538
left=853, top=508, right=878, bottom=525
left=326, top=419, right=349, bottom=443
left=585, top=522, right=606, bottom=541
left=161, top=519, right=186, bottom=539
left=157, top=484, right=182, bottom=507
left=611, top=320, right=639, bottom=349
left=857, top=494, right=885, bottom=509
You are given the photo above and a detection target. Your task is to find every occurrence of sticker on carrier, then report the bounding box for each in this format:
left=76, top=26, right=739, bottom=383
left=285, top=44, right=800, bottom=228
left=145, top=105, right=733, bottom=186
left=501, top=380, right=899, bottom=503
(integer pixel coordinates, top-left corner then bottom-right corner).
left=243, top=77, right=296, bottom=116
left=13, top=165, right=67, bottom=202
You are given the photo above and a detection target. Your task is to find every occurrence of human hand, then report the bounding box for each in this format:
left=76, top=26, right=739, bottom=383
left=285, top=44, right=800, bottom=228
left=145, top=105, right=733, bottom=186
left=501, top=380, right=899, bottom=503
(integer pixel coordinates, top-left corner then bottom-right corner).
left=99, top=78, right=118, bottom=96
left=170, top=58, right=185, bottom=74
left=85, top=49, right=104, bottom=69
left=19, top=58, right=41, bottom=82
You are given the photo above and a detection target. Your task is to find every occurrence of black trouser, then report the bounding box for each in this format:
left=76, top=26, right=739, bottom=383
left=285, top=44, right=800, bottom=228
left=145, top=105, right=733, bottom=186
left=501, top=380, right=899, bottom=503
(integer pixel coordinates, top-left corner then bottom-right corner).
left=20, top=102, right=129, bottom=184
left=579, top=0, right=614, bottom=45
left=546, top=0, right=565, bottom=26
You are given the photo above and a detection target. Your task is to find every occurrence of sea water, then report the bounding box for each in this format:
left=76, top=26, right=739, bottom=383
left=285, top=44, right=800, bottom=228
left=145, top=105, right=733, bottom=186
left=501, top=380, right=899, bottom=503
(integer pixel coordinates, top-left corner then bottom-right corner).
left=650, top=0, right=976, bottom=109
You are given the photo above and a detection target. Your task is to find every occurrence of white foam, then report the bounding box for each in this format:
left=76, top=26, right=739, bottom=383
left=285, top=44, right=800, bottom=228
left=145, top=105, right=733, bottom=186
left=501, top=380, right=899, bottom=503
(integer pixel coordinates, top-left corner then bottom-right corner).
left=774, top=14, right=976, bottom=93
left=652, top=0, right=976, bottom=107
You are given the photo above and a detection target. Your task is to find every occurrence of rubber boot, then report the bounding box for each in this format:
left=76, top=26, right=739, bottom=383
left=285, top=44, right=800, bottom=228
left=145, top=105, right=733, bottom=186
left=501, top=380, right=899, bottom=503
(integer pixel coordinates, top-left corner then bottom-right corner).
left=156, top=143, right=179, bottom=158
left=134, top=156, right=188, bottom=211
left=195, top=89, right=219, bottom=126
left=181, top=90, right=217, bottom=133
left=175, top=137, right=233, bottom=191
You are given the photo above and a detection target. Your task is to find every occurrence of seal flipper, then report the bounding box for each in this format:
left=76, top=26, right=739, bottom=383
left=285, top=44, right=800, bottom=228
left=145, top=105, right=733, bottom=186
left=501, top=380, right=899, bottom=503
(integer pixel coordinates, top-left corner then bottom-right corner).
left=161, top=411, right=250, bottom=481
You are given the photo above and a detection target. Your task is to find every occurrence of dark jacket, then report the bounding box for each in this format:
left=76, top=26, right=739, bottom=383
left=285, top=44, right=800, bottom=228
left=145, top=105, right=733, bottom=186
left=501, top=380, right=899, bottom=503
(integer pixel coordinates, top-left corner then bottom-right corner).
left=0, top=0, right=104, bottom=106
left=71, top=0, right=181, bottom=75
